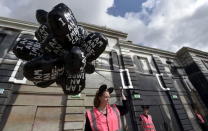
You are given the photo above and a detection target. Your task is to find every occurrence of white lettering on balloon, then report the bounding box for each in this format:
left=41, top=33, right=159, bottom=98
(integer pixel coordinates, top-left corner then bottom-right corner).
left=66, top=85, right=82, bottom=92
left=70, top=79, right=80, bottom=85
left=64, top=12, right=76, bottom=24
left=81, top=36, right=104, bottom=58
left=33, top=66, right=64, bottom=82
left=15, top=45, right=23, bottom=50
left=38, top=25, right=49, bottom=43
left=34, top=70, right=42, bottom=80
left=47, top=39, right=65, bottom=56
left=67, top=72, right=85, bottom=79
left=58, top=15, right=79, bottom=45
left=58, top=18, right=66, bottom=26
left=17, top=39, right=41, bottom=57
left=65, top=71, right=85, bottom=92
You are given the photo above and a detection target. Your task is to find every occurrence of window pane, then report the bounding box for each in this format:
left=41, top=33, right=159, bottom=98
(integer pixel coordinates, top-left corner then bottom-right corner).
left=203, top=60, right=208, bottom=69
left=0, top=33, right=6, bottom=45
left=140, top=59, right=150, bottom=71
left=136, top=56, right=152, bottom=74
left=134, top=56, right=143, bottom=72
left=95, top=53, right=110, bottom=70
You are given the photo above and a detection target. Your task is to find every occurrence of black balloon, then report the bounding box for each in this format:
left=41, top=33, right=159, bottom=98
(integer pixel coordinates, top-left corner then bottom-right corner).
left=36, top=9, right=48, bottom=24
left=48, top=3, right=79, bottom=46
left=85, top=62, right=95, bottom=74
left=52, top=3, right=77, bottom=24
left=23, top=55, right=64, bottom=83
left=35, top=9, right=51, bottom=44
left=56, top=71, right=86, bottom=95
left=13, top=38, right=43, bottom=61
left=64, top=46, right=86, bottom=74
left=80, top=32, right=108, bottom=62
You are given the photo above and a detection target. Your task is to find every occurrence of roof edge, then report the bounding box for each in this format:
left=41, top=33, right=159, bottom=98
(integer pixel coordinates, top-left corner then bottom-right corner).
left=177, top=47, right=208, bottom=56
left=120, top=40, right=176, bottom=57
left=0, top=16, right=128, bottom=38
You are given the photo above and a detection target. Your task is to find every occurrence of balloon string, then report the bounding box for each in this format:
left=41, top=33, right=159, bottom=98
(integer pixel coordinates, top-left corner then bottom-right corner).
left=94, top=52, right=110, bottom=71
left=100, top=53, right=110, bottom=64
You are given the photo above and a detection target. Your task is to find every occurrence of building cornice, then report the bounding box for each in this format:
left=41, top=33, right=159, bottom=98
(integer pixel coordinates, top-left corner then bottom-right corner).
left=120, top=40, right=176, bottom=57
left=177, top=47, right=208, bottom=57
left=0, top=16, right=39, bottom=32
left=1, top=16, right=205, bottom=59
left=0, top=16, right=128, bottom=39
left=78, top=22, right=127, bottom=39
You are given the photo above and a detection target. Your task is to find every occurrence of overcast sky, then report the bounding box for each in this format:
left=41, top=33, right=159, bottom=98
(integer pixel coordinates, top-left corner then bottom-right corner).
left=0, top=0, right=208, bottom=52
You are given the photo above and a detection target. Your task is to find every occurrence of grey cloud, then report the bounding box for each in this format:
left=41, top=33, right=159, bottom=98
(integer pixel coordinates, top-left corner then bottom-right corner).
left=127, top=0, right=208, bottom=52
left=169, top=2, right=208, bottom=51
left=2, top=0, right=113, bottom=25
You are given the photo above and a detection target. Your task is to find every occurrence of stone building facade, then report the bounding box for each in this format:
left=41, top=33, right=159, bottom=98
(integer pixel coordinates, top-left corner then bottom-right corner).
left=0, top=16, right=208, bottom=131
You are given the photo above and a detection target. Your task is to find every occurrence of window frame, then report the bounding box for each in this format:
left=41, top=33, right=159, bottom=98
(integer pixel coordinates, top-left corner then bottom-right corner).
left=0, top=33, right=6, bottom=45
left=202, top=60, right=208, bottom=70
left=135, top=56, right=153, bottom=74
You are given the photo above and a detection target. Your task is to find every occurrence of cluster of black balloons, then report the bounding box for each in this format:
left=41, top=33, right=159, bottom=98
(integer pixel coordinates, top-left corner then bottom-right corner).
left=13, top=3, right=108, bottom=95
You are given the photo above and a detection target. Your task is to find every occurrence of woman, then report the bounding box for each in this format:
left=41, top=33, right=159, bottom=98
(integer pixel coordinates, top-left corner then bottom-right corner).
left=194, top=108, right=207, bottom=131
left=85, top=84, right=128, bottom=131
left=139, top=105, right=156, bottom=131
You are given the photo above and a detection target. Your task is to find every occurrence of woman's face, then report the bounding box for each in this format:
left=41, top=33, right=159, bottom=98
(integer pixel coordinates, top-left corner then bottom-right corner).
left=143, top=108, right=149, bottom=115
left=99, top=91, right=110, bottom=105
